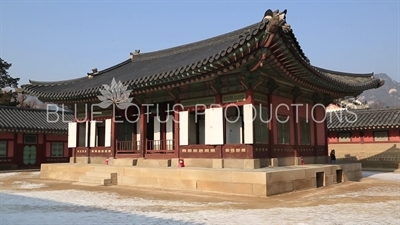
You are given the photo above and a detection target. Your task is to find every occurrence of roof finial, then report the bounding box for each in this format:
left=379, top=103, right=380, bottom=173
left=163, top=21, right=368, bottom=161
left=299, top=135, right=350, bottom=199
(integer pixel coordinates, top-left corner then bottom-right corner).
left=87, top=68, right=98, bottom=79
left=262, top=9, right=291, bottom=33
left=130, top=50, right=140, bottom=61
left=262, top=9, right=274, bottom=22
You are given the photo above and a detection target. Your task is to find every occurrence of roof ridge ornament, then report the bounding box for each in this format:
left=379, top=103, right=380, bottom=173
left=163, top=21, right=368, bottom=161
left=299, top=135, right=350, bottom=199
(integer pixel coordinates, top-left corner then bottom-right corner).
left=130, top=49, right=141, bottom=61
left=262, top=9, right=291, bottom=33
left=87, top=68, right=98, bottom=79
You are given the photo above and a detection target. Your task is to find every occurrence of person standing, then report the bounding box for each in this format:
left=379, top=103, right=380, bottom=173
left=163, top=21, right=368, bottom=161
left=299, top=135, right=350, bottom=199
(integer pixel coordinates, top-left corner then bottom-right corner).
left=330, top=149, right=336, bottom=163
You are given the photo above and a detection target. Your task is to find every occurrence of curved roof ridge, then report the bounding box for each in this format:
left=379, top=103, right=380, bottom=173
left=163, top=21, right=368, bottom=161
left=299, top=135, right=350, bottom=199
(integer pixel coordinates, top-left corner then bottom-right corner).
left=129, top=23, right=260, bottom=62
left=313, top=66, right=374, bottom=77
left=26, top=22, right=261, bottom=85
left=27, top=76, right=88, bottom=86
left=0, top=105, right=73, bottom=113
left=95, top=59, right=131, bottom=76
left=280, top=26, right=310, bottom=63
left=351, top=108, right=400, bottom=112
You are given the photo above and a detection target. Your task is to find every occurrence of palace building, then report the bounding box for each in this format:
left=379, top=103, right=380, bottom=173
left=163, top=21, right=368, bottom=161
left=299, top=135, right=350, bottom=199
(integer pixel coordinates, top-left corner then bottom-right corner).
left=0, top=106, right=73, bottom=169
left=327, top=108, right=400, bottom=169
left=22, top=9, right=384, bottom=168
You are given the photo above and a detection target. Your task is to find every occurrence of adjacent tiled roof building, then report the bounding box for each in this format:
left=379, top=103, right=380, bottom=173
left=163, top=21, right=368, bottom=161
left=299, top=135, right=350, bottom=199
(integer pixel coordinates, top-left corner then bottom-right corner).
left=327, top=108, right=400, bottom=131
left=0, top=105, right=74, bottom=133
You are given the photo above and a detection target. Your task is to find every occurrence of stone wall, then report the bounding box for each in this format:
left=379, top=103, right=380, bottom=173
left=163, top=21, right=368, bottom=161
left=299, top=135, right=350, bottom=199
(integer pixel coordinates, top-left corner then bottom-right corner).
left=40, top=163, right=362, bottom=197
left=328, top=142, right=400, bottom=169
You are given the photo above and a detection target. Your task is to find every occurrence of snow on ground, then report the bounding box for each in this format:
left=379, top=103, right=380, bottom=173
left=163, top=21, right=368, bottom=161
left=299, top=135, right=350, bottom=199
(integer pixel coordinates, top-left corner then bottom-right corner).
left=0, top=172, right=20, bottom=178
left=362, top=171, right=400, bottom=182
left=28, top=171, right=40, bottom=176
left=12, top=181, right=46, bottom=189
left=2, top=189, right=232, bottom=208
left=0, top=171, right=399, bottom=225
left=311, top=185, right=400, bottom=199
left=1, top=189, right=399, bottom=225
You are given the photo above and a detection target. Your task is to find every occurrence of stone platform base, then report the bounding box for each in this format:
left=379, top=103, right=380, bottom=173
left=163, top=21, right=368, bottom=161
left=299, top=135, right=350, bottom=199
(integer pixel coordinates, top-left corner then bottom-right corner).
left=70, top=156, right=330, bottom=169
left=40, top=162, right=361, bottom=197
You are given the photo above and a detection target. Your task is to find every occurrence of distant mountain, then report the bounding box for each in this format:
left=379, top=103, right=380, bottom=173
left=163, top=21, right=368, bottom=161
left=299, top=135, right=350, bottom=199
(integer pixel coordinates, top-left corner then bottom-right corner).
left=358, top=73, right=400, bottom=109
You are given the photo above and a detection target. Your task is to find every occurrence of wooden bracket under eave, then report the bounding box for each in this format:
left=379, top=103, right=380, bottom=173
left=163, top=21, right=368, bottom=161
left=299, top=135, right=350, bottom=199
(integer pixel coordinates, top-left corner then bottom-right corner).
left=253, top=81, right=263, bottom=90
left=167, top=89, right=177, bottom=100
left=240, top=77, right=249, bottom=90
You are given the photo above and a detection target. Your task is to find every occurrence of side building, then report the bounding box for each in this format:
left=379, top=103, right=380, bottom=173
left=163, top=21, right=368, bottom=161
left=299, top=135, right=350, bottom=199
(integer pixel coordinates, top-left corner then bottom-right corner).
left=327, top=108, right=400, bottom=169
left=0, top=106, right=74, bottom=169
left=21, top=9, right=384, bottom=168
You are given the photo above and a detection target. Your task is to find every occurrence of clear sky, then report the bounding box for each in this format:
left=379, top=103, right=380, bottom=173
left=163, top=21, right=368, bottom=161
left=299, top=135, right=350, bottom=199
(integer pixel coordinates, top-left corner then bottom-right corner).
left=1, top=0, right=399, bottom=86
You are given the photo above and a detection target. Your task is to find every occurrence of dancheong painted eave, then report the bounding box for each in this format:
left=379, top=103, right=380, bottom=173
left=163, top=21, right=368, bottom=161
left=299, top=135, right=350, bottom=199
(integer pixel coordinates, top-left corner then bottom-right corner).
left=22, top=9, right=384, bottom=102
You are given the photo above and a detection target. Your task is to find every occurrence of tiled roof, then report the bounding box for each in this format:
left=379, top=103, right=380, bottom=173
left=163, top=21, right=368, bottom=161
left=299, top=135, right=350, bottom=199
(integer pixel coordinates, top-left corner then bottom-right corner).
left=22, top=9, right=384, bottom=101
left=0, top=106, right=74, bottom=133
left=327, top=108, right=400, bottom=131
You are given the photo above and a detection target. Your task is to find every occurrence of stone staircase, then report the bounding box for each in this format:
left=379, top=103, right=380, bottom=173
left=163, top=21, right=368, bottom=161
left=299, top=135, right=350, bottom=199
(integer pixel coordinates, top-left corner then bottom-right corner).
left=73, top=171, right=117, bottom=186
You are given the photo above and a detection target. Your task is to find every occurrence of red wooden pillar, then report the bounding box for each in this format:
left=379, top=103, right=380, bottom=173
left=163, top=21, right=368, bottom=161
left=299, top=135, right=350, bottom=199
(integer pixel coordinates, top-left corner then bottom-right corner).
left=14, top=132, right=18, bottom=166
left=215, top=93, right=223, bottom=159
left=268, top=92, right=274, bottom=158
left=174, top=100, right=180, bottom=158
left=86, top=104, right=91, bottom=163
left=71, top=118, right=79, bottom=159
left=292, top=98, right=299, bottom=158
left=140, top=105, right=146, bottom=158
left=245, top=89, right=254, bottom=103
left=131, top=106, right=138, bottom=151
left=42, top=133, right=47, bottom=164
left=324, top=117, right=328, bottom=156
left=313, top=104, right=318, bottom=157
left=73, top=118, right=77, bottom=160
left=111, top=106, right=117, bottom=159
left=160, top=103, right=166, bottom=150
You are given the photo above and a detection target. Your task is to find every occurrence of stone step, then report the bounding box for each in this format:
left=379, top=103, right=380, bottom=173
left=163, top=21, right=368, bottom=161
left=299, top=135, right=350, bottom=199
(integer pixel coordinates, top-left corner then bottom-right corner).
left=78, top=176, right=113, bottom=186
left=136, top=158, right=171, bottom=167
left=85, top=171, right=117, bottom=179
left=71, top=182, right=102, bottom=187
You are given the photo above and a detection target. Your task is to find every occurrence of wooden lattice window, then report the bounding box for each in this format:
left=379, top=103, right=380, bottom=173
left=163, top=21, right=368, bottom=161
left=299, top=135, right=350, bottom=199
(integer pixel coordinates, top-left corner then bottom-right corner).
left=374, top=131, right=388, bottom=142
left=78, top=122, right=86, bottom=147
left=254, top=106, right=269, bottom=143
left=300, top=119, right=311, bottom=145
left=0, top=141, right=6, bottom=157
left=24, top=134, right=37, bottom=144
left=51, top=142, right=63, bottom=157
left=277, top=115, right=290, bottom=144
left=117, top=120, right=134, bottom=142
left=338, top=132, right=351, bottom=142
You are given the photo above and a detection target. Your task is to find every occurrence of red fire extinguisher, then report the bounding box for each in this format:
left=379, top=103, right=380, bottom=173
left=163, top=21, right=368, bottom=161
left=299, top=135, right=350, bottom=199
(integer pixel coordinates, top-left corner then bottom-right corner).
left=105, top=158, right=109, bottom=165
left=178, top=158, right=185, bottom=167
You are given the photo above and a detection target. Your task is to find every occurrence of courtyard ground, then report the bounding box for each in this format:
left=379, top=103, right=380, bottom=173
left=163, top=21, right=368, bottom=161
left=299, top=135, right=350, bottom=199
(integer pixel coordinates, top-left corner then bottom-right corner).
left=0, top=170, right=399, bottom=225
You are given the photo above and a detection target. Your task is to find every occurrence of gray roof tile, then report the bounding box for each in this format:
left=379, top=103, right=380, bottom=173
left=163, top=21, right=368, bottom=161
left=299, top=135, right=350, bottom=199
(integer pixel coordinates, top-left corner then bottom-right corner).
left=327, top=108, right=400, bottom=131
left=0, top=106, right=74, bottom=133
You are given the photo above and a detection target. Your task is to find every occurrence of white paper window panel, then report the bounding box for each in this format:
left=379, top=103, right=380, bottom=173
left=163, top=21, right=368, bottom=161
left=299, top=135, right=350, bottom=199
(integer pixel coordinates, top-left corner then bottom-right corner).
left=67, top=122, right=77, bottom=148
left=243, top=104, right=254, bottom=144
left=205, top=107, right=223, bottom=145
left=104, top=119, right=112, bottom=147
left=179, top=111, right=189, bottom=146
